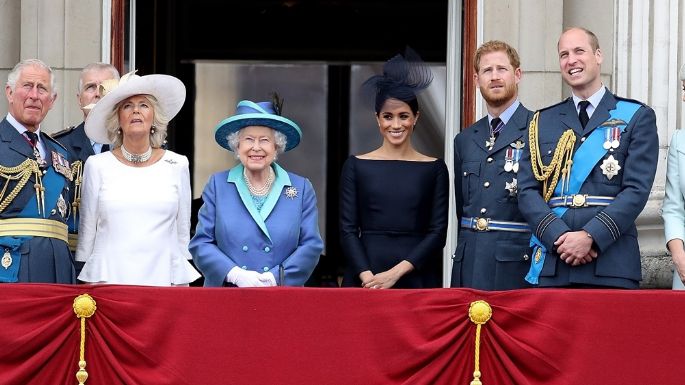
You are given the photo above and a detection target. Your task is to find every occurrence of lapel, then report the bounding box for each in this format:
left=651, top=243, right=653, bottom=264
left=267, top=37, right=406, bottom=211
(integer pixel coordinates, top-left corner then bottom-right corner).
left=227, top=164, right=272, bottom=240
left=582, top=90, right=616, bottom=136
left=40, top=132, right=56, bottom=165
left=490, top=104, right=529, bottom=153
left=469, top=117, right=491, bottom=153
left=0, top=118, right=34, bottom=158
left=558, top=97, right=584, bottom=136
left=259, top=163, right=292, bottom=220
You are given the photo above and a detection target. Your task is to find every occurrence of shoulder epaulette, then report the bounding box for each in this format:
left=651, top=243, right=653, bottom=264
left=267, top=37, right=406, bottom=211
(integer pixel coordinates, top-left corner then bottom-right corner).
left=43, top=132, right=69, bottom=152
left=614, top=95, right=647, bottom=107
left=52, top=125, right=76, bottom=138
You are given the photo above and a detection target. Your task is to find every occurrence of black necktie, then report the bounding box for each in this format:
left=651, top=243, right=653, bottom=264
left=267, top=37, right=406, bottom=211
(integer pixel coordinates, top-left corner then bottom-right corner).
left=101, top=144, right=110, bottom=153
left=578, top=100, right=590, bottom=128
left=25, top=131, right=38, bottom=147
left=490, top=117, right=502, bottom=133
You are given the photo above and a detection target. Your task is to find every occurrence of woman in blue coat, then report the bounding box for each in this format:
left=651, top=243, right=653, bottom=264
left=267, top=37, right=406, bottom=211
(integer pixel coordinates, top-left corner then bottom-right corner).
left=189, top=97, right=323, bottom=287
left=663, top=64, right=685, bottom=290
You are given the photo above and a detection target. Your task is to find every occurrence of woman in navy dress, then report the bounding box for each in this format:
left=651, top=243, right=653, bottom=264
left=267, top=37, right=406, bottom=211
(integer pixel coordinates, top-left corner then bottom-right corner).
left=340, top=49, right=449, bottom=288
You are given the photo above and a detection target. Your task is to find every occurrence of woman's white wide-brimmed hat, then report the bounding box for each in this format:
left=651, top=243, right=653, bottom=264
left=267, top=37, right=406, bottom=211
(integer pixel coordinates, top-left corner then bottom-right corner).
left=84, top=70, right=186, bottom=144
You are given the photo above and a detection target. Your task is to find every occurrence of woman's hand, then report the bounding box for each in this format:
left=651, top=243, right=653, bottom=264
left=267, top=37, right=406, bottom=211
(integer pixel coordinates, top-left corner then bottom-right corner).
left=667, top=239, right=685, bottom=283
left=362, top=261, right=414, bottom=289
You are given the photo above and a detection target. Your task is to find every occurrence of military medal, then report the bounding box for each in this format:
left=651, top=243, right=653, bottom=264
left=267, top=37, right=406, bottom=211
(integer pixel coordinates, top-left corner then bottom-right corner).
left=284, top=186, right=298, bottom=199
left=600, top=155, right=621, bottom=180
left=504, top=148, right=514, bottom=172
left=1, top=250, right=11, bottom=269
left=505, top=178, right=518, bottom=197
left=485, top=136, right=496, bottom=151
left=511, top=141, right=525, bottom=173
left=52, top=151, right=73, bottom=181
left=57, top=194, right=68, bottom=218
left=603, top=129, right=612, bottom=150
left=610, top=127, right=621, bottom=149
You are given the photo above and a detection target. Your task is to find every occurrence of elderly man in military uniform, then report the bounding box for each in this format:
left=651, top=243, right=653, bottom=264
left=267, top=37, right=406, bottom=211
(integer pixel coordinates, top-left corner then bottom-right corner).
left=517, top=27, right=658, bottom=289
left=53, top=62, right=119, bottom=256
left=451, top=40, right=534, bottom=290
left=0, top=59, right=75, bottom=283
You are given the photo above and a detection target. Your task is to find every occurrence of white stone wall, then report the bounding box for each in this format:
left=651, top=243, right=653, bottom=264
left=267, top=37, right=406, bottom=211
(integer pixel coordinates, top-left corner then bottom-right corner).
left=478, top=0, right=685, bottom=287
left=0, top=0, right=103, bottom=134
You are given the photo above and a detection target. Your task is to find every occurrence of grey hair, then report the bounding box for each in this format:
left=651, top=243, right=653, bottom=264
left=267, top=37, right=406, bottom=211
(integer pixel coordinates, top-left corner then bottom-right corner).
left=6, top=59, right=57, bottom=97
left=78, top=62, right=120, bottom=92
left=105, top=94, right=170, bottom=148
left=226, top=128, right=288, bottom=159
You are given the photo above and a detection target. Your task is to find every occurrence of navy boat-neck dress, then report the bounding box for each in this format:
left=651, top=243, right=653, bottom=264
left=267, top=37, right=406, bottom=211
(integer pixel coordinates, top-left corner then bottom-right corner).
left=339, top=156, right=449, bottom=288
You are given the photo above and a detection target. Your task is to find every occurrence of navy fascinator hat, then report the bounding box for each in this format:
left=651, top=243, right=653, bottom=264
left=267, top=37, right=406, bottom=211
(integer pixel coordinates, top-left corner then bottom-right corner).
left=362, top=47, right=434, bottom=112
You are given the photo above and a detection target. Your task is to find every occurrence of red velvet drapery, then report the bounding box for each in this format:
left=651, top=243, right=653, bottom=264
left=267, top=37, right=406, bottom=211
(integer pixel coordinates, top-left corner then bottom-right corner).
left=0, top=284, right=682, bottom=385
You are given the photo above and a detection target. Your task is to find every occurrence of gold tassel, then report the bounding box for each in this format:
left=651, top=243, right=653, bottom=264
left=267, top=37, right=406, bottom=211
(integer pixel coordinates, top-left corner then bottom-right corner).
left=468, top=300, right=493, bottom=385
left=73, top=294, right=97, bottom=385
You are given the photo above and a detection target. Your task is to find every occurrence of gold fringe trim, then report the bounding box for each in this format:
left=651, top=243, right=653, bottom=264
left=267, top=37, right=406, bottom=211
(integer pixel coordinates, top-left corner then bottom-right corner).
left=73, top=294, right=97, bottom=385
left=468, top=300, right=492, bottom=385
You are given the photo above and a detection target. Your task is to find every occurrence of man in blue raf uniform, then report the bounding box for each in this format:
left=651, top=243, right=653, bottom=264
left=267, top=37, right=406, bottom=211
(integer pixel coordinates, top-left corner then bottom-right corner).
left=517, top=27, right=658, bottom=289
left=0, top=59, right=76, bottom=283
left=53, top=63, right=119, bottom=258
left=451, top=41, right=534, bottom=290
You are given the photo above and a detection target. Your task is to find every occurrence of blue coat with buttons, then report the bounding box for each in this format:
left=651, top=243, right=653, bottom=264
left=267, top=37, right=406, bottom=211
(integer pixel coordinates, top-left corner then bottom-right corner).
left=189, top=163, right=323, bottom=287
left=451, top=103, right=534, bottom=290
left=517, top=90, right=658, bottom=288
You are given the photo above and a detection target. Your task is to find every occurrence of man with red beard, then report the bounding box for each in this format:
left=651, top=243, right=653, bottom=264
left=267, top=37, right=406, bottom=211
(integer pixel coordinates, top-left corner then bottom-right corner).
left=517, top=27, right=658, bottom=288
left=451, top=41, right=534, bottom=290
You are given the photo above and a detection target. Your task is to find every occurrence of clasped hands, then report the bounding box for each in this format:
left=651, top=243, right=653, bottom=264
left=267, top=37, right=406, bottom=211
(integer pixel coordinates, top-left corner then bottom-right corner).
left=227, top=266, right=277, bottom=287
left=359, top=260, right=414, bottom=289
left=554, top=230, right=597, bottom=266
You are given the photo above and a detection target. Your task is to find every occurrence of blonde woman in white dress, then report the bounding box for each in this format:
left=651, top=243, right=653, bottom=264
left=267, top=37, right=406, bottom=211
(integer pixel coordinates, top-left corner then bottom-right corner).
left=75, top=72, right=200, bottom=286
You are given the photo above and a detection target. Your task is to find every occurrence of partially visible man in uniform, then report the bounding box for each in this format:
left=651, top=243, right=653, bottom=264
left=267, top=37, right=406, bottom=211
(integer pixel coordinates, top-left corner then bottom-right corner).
left=0, top=59, right=75, bottom=283
left=517, top=27, right=658, bottom=288
left=53, top=62, right=119, bottom=255
left=451, top=40, right=533, bottom=290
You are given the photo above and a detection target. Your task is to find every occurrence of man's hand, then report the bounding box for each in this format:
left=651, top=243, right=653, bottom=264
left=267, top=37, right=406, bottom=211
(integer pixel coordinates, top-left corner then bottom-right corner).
left=554, top=231, right=597, bottom=265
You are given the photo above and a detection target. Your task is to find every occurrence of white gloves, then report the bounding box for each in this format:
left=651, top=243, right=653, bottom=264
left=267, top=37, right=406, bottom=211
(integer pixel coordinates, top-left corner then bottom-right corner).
left=226, top=267, right=277, bottom=287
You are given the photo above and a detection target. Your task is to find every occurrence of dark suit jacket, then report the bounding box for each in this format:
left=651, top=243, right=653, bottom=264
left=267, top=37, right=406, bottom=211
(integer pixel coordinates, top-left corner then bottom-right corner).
left=0, top=117, right=75, bottom=283
left=53, top=122, right=94, bottom=162
left=517, top=89, right=659, bottom=288
left=451, top=103, right=534, bottom=290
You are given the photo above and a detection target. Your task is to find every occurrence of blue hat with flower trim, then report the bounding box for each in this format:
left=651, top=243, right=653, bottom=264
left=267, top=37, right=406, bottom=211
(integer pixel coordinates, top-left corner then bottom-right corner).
left=214, top=99, right=302, bottom=152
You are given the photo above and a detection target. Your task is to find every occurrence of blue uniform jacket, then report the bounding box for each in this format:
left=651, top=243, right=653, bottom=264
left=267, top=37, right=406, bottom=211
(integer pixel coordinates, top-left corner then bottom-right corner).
left=0, top=118, right=75, bottom=283
left=53, top=122, right=94, bottom=163
left=517, top=90, right=658, bottom=288
left=452, top=103, right=534, bottom=290
left=189, top=163, right=323, bottom=287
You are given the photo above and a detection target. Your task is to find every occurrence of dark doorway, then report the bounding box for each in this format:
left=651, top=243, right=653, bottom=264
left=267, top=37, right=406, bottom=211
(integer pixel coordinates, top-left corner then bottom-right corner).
left=134, top=0, right=449, bottom=285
